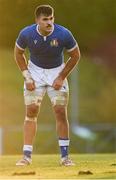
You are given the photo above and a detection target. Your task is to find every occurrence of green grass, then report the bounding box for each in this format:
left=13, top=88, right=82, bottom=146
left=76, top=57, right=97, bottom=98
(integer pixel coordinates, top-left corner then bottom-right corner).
left=0, top=154, right=116, bottom=179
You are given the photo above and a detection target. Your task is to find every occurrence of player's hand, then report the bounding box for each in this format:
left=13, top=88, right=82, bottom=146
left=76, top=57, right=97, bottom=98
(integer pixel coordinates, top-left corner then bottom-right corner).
left=22, top=70, right=36, bottom=91
left=25, top=78, right=36, bottom=91
left=52, top=76, right=64, bottom=90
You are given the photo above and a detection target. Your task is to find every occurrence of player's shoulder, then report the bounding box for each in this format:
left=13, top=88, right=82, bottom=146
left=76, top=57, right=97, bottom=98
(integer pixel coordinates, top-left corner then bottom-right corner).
left=19, top=24, right=36, bottom=36
left=54, top=24, right=71, bottom=33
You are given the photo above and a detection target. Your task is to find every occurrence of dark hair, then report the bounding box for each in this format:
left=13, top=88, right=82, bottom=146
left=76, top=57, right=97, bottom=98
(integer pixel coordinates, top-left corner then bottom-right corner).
left=35, top=5, right=54, bottom=18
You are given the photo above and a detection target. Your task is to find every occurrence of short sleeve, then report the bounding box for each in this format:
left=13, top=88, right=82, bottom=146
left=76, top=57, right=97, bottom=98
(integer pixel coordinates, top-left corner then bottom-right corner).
left=16, top=29, right=27, bottom=50
left=64, top=29, right=77, bottom=52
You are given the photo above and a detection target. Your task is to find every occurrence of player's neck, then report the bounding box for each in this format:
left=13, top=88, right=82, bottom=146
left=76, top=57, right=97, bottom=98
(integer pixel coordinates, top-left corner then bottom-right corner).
left=37, top=25, right=54, bottom=37
left=39, top=29, right=50, bottom=36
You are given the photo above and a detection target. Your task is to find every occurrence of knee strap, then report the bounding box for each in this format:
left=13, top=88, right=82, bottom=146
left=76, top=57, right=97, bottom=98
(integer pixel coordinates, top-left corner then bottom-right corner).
left=24, top=95, right=42, bottom=106
left=51, top=96, right=68, bottom=106
left=25, top=116, right=37, bottom=122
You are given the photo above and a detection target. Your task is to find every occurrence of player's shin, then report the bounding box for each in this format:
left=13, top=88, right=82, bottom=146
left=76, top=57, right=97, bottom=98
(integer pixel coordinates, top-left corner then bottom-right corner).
left=23, top=116, right=37, bottom=158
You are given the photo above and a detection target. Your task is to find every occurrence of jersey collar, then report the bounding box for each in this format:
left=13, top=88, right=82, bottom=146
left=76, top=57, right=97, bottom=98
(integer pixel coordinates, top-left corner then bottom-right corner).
left=36, top=24, right=54, bottom=37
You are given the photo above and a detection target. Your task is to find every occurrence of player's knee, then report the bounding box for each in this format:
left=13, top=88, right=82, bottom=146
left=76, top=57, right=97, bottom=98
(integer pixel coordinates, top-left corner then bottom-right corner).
left=26, top=104, right=39, bottom=117
left=54, top=105, right=68, bottom=124
left=54, top=105, right=66, bottom=115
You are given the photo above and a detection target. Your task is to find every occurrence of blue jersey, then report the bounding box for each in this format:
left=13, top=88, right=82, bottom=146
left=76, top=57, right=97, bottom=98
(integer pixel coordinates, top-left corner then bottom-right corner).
left=16, top=24, right=77, bottom=69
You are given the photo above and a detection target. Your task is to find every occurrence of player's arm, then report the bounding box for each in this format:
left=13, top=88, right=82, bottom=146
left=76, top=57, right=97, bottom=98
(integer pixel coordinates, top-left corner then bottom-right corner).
left=14, top=45, right=35, bottom=91
left=52, top=46, right=80, bottom=90
left=59, top=46, right=80, bottom=80
left=52, top=29, right=80, bottom=90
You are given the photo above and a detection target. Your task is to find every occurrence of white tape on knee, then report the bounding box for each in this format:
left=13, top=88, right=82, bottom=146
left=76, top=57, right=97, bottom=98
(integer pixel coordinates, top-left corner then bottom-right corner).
left=51, top=96, right=67, bottom=106
left=24, top=95, right=42, bottom=106
left=25, top=116, right=37, bottom=122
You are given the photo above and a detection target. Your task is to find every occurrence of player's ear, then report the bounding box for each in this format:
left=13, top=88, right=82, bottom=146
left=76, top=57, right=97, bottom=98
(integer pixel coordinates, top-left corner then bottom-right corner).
left=35, top=17, right=40, bottom=24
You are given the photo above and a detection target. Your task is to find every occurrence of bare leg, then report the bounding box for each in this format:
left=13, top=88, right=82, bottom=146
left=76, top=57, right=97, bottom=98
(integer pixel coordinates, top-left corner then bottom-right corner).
left=53, top=105, right=75, bottom=166
left=53, top=105, right=69, bottom=138
left=24, top=103, right=39, bottom=145
left=16, top=103, right=40, bottom=166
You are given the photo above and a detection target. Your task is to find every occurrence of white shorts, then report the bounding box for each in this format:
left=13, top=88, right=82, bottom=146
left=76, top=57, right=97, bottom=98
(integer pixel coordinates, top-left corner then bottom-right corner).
left=24, top=61, right=69, bottom=106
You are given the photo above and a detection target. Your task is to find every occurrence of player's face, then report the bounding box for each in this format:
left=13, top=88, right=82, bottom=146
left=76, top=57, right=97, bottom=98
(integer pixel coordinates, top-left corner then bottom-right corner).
left=36, top=14, right=54, bottom=33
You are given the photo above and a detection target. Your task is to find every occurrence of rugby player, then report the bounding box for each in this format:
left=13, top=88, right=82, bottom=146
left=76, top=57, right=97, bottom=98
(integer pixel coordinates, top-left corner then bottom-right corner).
left=14, top=5, right=80, bottom=166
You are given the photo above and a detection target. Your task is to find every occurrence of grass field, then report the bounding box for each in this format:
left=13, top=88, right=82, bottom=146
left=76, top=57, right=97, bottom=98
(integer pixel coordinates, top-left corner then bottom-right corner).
left=0, top=154, right=116, bottom=179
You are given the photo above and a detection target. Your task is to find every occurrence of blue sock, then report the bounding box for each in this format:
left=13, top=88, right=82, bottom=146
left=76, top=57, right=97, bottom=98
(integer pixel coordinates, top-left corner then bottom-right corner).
left=24, top=150, right=32, bottom=158
left=60, top=146, right=68, bottom=158
left=23, top=145, right=33, bottom=158
left=59, top=138, right=70, bottom=158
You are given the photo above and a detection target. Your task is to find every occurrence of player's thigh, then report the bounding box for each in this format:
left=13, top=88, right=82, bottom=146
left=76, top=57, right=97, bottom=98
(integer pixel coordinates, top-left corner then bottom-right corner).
left=47, top=79, right=69, bottom=107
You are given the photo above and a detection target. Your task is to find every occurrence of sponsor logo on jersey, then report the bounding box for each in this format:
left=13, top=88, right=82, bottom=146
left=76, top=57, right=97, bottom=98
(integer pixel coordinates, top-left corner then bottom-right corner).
left=50, top=39, right=59, bottom=47
left=34, top=40, right=37, bottom=44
